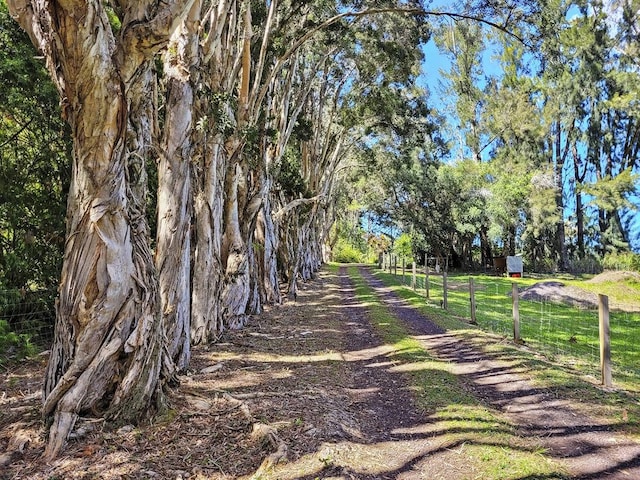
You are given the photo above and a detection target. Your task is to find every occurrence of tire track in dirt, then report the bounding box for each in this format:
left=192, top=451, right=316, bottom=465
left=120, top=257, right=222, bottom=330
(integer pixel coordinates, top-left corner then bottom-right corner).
left=358, top=265, right=640, bottom=479
left=255, top=265, right=484, bottom=479
left=331, top=266, right=483, bottom=479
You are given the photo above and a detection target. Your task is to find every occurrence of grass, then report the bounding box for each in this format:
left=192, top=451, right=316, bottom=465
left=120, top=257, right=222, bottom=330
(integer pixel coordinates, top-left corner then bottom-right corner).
left=566, top=276, right=640, bottom=307
left=381, top=268, right=640, bottom=391
left=368, top=265, right=640, bottom=441
left=345, top=265, right=570, bottom=480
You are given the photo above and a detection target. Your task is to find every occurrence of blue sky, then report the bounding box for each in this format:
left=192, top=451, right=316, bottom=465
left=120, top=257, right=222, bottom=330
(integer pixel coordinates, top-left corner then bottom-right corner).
left=413, top=14, right=640, bottom=252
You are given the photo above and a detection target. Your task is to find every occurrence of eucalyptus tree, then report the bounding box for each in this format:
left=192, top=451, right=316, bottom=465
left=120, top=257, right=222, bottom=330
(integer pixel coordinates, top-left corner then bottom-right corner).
left=7, top=0, right=195, bottom=459
left=259, top=46, right=332, bottom=301
left=187, top=0, right=242, bottom=344
left=252, top=1, right=433, bottom=306
left=183, top=0, right=316, bottom=340
left=282, top=5, right=440, bottom=283
left=186, top=0, right=440, bottom=330
left=364, top=87, right=453, bottom=261
left=446, top=159, right=493, bottom=268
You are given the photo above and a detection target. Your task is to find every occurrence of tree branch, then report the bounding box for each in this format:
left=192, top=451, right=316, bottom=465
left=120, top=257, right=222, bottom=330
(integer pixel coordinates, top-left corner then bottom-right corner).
left=254, top=5, right=527, bottom=124
left=0, top=119, right=34, bottom=149
left=274, top=196, right=321, bottom=223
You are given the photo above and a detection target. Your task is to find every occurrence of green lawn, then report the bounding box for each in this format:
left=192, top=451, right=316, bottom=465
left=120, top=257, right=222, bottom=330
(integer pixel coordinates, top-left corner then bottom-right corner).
left=380, top=268, right=640, bottom=391
left=357, top=264, right=640, bottom=441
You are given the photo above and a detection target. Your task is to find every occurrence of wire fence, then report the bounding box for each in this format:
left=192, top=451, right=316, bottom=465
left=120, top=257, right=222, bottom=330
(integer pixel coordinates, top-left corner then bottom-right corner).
left=3, top=265, right=639, bottom=389
left=386, top=265, right=640, bottom=389
left=0, top=288, right=55, bottom=364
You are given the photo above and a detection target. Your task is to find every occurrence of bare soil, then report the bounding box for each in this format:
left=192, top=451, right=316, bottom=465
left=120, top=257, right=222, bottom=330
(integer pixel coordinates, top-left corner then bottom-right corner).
left=587, top=271, right=640, bottom=284
left=518, top=281, right=600, bottom=309
left=2, top=265, right=640, bottom=479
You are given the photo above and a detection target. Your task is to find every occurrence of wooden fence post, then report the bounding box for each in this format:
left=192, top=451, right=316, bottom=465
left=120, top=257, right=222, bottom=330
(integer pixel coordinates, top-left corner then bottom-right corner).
left=412, top=261, right=416, bottom=290
left=512, top=283, right=520, bottom=343
left=599, top=294, right=612, bottom=388
left=469, top=278, right=477, bottom=324
left=443, top=271, right=448, bottom=310
left=402, top=258, right=406, bottom=284
left=424, top=257, right=430, bottom=299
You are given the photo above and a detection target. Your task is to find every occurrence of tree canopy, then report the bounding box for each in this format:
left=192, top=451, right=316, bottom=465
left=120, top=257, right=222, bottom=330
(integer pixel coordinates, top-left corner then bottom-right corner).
left=1, top=0, right=639, bottom=458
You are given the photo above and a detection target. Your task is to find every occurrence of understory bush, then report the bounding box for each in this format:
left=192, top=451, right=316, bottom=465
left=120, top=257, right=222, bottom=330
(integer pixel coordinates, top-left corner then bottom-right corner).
left=602, top=251, right=640, bottom=272
left=567, top=255, right=603, bottom=275
left=332, top=238, right=364, bottom=263
left=0, top=318, right=37, bottom=365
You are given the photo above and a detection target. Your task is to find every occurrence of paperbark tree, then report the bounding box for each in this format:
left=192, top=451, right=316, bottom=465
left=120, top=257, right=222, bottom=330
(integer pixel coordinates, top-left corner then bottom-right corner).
left=189, top=0, right=243, bottom=342
left=259, top=45, right=331, bottom=303
left=7, top=0, right=193, bottom=459
left=157, top=0, right=202, bottom=370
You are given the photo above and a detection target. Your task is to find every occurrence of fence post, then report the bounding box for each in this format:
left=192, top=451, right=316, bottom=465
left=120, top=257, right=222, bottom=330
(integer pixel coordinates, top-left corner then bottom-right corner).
left=512, top=283, right=520, bottom=343
left=402, top=258, right=406, bottom=284
left=443, top=271, right=448, bottom=310
left=424, top=257, right=430, bottom=299
left=412, top=261, right=416, bottom=290
left=599, top=294, right=612, bottom=388
left=469, top=277, right=477, bottom=324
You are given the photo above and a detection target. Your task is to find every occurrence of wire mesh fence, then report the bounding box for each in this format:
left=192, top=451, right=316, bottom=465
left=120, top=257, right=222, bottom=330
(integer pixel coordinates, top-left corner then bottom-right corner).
left=382, top=266, right=640, bottom=388
left=0, top=288, right=55, bottom=364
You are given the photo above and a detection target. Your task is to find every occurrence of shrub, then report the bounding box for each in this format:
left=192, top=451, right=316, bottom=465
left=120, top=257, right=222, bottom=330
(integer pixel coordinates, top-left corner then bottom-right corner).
left=332, top=239, right=364, bottom=263
left=602, top=251, right=640, bottom=272
left=567, top=255, right=603, bottom=275
left=0, top=319, right=37, bottom=365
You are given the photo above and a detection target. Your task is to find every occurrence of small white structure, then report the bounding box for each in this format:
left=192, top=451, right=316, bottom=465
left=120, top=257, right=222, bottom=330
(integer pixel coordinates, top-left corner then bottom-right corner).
left=507, top=255, right=523, bottom=277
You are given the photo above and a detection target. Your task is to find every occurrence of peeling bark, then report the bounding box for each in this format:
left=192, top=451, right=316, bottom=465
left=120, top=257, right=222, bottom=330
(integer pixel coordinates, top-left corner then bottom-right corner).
left=7, top=0, right=194, bottom=459
left=256, top=186, right=282, bottom=306
left=156, top=2, right=201, bottom=370
left=191, top=137, right=224, bottom=343
left=220, top=161, right=253, bottom=329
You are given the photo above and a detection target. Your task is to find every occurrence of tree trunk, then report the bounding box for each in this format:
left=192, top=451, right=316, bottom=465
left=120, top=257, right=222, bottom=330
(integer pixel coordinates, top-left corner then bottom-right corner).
left=220, top=162, right=250, bottom=328
left=572, top=143, right=586, bottom=259
left=256, top=198, right=282, bottom=306
left=43, top=63, right=164, bottom=460
left=8, top=0, right=194, bottom=458
left=220, top=153, right=265, bottom=328
left=156, top=6, right=200, bottom=370
left=554, top=120, right=568, bottom=271
left=508, top=224, right=516, bottom=256
left=191, top=137, right=224, bottom=343
left=246, top=236, right=263, bottom=315
left=480, top=225, right=492, bottom=270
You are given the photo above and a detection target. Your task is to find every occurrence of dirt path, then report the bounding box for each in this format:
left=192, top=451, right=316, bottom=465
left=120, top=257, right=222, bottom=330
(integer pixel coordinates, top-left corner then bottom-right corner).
left=357, top=265, right=640, bottom=479
left=2, top=265, right=640, bottom=479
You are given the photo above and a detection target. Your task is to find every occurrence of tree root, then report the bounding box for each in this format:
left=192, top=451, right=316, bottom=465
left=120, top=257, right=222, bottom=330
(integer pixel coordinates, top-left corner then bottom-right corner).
left=222, top=393, right=288, bottom=478
left=249, top=423, right=288, bottom=478
left=0, top=429, right=31, bottom=467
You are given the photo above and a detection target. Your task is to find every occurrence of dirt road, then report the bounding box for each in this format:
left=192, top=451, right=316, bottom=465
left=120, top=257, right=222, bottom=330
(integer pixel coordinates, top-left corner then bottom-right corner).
left=2, top=265, right=640, bottom=479
left=356, top=266, right=640, bottom=479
